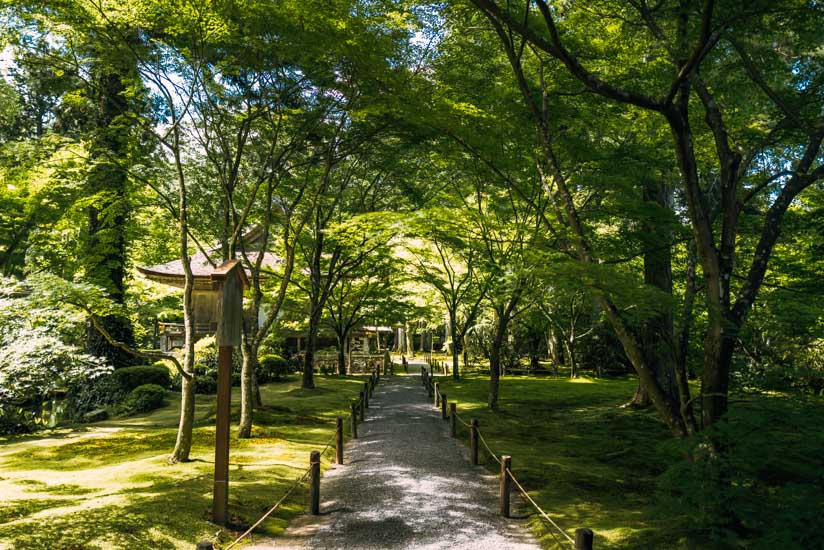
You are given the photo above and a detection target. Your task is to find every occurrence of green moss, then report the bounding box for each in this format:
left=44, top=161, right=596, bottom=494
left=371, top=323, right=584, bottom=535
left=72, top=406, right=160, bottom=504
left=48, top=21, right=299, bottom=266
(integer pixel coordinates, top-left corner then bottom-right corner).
left=0, top=375, right=369, bottom=549
left=438, top=374, right=824, bottom=549
left=437, top=375, right=681, bottom=549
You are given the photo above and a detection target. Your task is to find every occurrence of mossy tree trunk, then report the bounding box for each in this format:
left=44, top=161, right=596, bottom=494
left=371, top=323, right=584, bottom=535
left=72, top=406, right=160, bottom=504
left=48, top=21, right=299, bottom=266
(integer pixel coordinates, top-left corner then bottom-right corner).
left=84, top=50, right=137, bottom=368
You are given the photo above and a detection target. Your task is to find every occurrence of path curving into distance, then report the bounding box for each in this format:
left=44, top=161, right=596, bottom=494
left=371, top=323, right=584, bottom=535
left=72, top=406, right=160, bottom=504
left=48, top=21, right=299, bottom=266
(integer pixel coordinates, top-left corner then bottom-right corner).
left=248, top=362, right=540, bottom=550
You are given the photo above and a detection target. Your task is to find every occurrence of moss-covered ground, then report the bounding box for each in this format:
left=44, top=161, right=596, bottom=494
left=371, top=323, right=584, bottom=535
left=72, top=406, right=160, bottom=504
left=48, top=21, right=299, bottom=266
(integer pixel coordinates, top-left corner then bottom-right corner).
left=0, top=375, right=368, bottom=549
left=3, top=368, right=821, bottom=550
left=434, top=373, right=824, bottom=549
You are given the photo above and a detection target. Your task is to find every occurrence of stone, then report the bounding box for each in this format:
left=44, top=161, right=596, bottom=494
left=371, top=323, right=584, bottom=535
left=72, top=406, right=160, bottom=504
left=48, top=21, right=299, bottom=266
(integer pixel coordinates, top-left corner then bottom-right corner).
left=82, top=409, right=109, bottom=423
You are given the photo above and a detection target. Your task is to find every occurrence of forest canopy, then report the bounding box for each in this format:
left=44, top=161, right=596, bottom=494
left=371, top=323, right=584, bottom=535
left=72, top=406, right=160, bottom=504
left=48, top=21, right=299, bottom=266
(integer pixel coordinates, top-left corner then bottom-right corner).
left=0, top=0, right=823, bottom=547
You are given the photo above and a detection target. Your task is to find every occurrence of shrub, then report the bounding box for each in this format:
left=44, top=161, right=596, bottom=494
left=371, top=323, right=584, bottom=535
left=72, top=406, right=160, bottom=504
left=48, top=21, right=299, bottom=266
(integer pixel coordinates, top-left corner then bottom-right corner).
left=194, top=364, right=218, bottom=394
left=66, top=373, right=120, bottom=421
left=656, top=404, right=824, bottom=547
left=113, top=365, right=171, bottom=392
left=171, top=336, right=242, bottom=392
left=121, top=384, right=166, bottom=414
left=259, top=354, right=289, bottom=382
left=0, top=404, right=43, bottom=436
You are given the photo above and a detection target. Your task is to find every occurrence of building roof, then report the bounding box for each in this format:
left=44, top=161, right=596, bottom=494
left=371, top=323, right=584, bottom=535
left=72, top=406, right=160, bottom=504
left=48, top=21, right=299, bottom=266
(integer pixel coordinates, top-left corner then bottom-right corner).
left=138, top=251, right=282, bottom=290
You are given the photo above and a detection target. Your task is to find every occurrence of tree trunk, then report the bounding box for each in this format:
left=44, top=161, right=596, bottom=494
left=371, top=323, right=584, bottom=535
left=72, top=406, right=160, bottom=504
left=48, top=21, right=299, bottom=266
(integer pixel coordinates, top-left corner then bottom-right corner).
left=598, top=295, right=689, bottom=438
left=170, top=372, right=195, bottom=463
left=488, top=312, right=508, bottom=410
left=337, top=329, right=348, bottom=375
left=238, top=336, right=256, bottom=438
left=702, top=324, right=736, bottom=429
left=547, top=327, right=562, bottom=368
left=674, top=241, right=697, bottom=428
left=302, top=309, right=320, bottom=389
left=488, top=345, right=501, bottom=410
left=170, top=255, right=196, bottom=462
left=565, top=338, right=577, bottom=378
left=169, top=111, right=196, bottom=463
left=84, top=56, right=135, bottom=367
left=450, top=312, right=459, bottom=380
left=528, top=333, right=541, bottom=371
left=632, top=176, right=679, bottom=407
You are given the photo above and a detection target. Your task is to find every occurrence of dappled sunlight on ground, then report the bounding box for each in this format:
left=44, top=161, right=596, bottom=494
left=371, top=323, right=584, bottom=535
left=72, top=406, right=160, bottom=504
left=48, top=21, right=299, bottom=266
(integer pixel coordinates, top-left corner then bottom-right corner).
left=0, top=375, right=371, bottom=549
left=253, top=376, right=539, bottom=550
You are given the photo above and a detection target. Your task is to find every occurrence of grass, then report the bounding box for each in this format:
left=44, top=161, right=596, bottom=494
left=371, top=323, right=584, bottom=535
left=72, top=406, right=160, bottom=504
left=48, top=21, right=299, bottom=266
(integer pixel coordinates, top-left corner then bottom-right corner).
left=0, top=374, right=369, bottom=550
left=435, top=373, right=824, bottom=549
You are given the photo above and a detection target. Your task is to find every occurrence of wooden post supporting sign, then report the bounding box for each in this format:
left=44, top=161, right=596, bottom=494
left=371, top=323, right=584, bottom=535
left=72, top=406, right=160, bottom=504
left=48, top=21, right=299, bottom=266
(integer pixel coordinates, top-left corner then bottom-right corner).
left=210, top=260, right=247, bottom=526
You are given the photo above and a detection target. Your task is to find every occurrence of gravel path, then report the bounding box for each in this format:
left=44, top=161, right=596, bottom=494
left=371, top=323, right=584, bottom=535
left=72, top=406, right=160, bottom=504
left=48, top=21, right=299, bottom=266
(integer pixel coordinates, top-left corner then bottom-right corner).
left=248, top=364, right=540, bottom=550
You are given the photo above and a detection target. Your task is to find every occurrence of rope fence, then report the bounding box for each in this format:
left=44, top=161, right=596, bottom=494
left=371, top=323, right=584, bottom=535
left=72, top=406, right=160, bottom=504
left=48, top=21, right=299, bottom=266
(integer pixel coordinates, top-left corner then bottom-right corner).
left=421, top=361, right=594, bottom=550
left=196, top=367, right=384, bottom=550
left=222, top=466, right=312, bottom=550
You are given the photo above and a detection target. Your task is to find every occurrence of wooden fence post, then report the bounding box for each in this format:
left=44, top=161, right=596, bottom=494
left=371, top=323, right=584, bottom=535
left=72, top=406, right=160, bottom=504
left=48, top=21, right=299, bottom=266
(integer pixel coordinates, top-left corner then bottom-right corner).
left=350, top=402, right=358, bottom=439
left=359, top=392, right=365, bottom=422
left=441, top=394, right=447, bottom=420
left=500, top=455, right=512, bottom=518
left=336, top=416, right=344, bottom=465
left=427, top=378, right=434, bottom=399
left=310, top=450, right=320, bottom=515
left=435, top=382, right=440, bottom=407
left=470, top=418, right=479, bottom=465
left=575, top=528, right=594, bottom=550
left=364, top=382, right=370, bottom=407
left=450, top=403, right=457, bottom=437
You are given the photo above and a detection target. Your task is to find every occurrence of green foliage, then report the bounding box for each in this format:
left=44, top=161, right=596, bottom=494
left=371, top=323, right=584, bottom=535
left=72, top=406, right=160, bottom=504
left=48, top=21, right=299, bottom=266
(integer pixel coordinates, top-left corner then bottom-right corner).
left=0, top=333, right=112, bottom=404
left=258, top=353, right=289, bottom=382
left=112, top=365, right=171, bottom=393
left=170, top=336, right=243, bottom=393
left=120, top=384, right=166, bottom=414
left=658, top=400, right=824, bottom=548
left=192, top=364, right=217, bottom=395
left=64, top=374, right=120, bottom=421
left=0, top=404, right=44, bottom=436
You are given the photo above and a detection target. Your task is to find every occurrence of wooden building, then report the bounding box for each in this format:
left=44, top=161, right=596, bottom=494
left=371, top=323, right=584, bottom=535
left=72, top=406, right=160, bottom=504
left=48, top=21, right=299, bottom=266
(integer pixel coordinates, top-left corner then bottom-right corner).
left=138, top=248, right=279, bottom=351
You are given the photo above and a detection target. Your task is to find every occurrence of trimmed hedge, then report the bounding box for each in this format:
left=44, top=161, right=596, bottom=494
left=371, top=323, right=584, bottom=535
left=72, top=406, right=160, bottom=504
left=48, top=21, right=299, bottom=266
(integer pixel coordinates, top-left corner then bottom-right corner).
left=113, top=365, right=171, bottom=392
left=122, top=384, right=166, bottom=413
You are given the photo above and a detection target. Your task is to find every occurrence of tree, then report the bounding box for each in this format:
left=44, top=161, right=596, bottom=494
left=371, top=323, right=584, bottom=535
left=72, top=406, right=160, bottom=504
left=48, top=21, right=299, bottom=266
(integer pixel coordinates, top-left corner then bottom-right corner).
left=323, top=227, right=398, bottom=374
left=468, top=0, right=824, bottom=435
left=405, top=207, right=487, bottom=379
